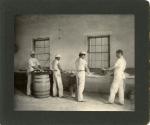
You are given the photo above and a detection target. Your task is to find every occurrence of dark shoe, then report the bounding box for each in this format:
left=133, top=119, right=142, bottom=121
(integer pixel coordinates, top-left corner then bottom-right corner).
left=78, top=100, right=86, bottom=102
left=60, top=96, right=66, bottom=98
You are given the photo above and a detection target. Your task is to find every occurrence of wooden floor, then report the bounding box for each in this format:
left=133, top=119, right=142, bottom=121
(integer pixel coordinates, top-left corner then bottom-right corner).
left=14, top=89, right=134, bottom=111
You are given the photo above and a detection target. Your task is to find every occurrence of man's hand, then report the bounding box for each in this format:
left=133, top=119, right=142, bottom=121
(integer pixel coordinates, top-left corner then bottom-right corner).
left=102, top=67, right=108, bottom=71
left=87, top=71, right=91, bottom=75
left=38, top=65, right=42, bottom=69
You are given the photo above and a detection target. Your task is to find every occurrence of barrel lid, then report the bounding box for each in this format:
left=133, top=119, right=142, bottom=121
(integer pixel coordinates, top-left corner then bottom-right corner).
left=33, top=71, right=49, bottom=75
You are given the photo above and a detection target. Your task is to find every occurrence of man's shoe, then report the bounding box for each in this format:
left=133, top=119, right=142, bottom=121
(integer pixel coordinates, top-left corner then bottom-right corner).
left=60, top=96, right=66, bottom=98
left=78, top=100, right=86, bottom=102
left=71, top=94, right=76, bottom=98
left=26, top=93, right=31, bottom=96
left=118, top=102, right=124, bottom=105
left=105, top=101, right=114, bottom=104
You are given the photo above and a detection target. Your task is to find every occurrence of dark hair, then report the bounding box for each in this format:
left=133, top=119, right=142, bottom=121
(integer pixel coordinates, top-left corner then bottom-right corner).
left=79, top=53, right=86, bottom=57
left=55, top=57, right=60, bottom=59
left=116, top=49, right=123, bottom=55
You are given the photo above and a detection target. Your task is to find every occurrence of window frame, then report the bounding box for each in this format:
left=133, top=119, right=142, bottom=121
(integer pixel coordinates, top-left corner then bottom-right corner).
left=87, top=35, right=110, bottom=70
left=32, top=37, right=51, bottom=68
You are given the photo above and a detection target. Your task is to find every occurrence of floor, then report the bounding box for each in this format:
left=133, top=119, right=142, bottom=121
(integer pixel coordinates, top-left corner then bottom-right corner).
left=14, top=89, right=134, bottom=111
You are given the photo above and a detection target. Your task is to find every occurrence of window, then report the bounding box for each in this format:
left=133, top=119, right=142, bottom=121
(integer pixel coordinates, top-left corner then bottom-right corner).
left=33, top=37, right=50, bottom=68
left=88, top=35, right=110, bottom=71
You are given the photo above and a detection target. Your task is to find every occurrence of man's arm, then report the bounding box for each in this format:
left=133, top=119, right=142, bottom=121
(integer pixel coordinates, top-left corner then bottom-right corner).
left=107, top=66, right=115, bottom=71
left=31, top=65, right=41, bottom=70
left=58, top=63, right=63, bottom=72
left=31, top=59, right=41, bottom=70
left=36, top=59, right=42, bottom=70
left=103, top=60, right=119, bottom=71
left=85, top=62, right=90, bottom=74
left=85, top=66, right=90, bottom=74
left=38, top=65, right=41, bottom=69
left=29, top=60, right=36, bottom=69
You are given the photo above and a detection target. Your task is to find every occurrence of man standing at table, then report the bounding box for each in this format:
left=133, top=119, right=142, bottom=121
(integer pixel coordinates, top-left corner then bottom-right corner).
left=104, top=49, right=126, bottom=105
left=75, top=51, right=90, bottom=102
left=27, top=51, right=41, bottom=96
left=51, top=54, right=64, bottom=97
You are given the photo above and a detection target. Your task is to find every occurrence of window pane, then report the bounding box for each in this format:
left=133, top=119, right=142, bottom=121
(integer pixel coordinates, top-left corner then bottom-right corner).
left=91, top=53, right=95, bottom=61
left=90, top=46, right=95, bottom=52
left=95, top=61, right=101, bottom=68
left=95, top=46, right=101, bottom=52
left=39, top=60, right=49, bottom=67
left=88, top=53, right=93, bottom=62
left=35, top=48, right=45, bottom=53
left=90, top=38, right=95, bottom=46
left=102, top=37, right=108, bottom=45
left=37, top=54, right=50, bottom=61
left=91, top=60, right=96, bottom=68
left=101, top=53, right=108, bottom=60
left=35, top=41, right=44, bottom=47
left=45, top=40, right=50, bottom=46
left=96, top=38, right=101, bottom=45
left=95, top=53, right=101, bottom=60
left=88, top=54, right=92, bottom=68
left=102, top=61, right=108, bottom=67
left=88, top=53, right=91, bottom=60
left=102, top=45, right=108, bottom=52
left=44, top=47, right=50, bottom=53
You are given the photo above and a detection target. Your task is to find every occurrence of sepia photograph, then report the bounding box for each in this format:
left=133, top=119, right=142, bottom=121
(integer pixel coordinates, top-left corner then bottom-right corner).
left=14, top=15, right=135, bottom=111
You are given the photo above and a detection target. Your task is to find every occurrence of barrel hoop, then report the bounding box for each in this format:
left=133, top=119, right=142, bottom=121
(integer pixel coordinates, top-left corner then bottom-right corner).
left=33, top=80, right=50, bottom=83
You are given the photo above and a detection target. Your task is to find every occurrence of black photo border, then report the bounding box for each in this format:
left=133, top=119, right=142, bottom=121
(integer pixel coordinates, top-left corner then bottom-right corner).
left=0, top=0, right=149, bottom=125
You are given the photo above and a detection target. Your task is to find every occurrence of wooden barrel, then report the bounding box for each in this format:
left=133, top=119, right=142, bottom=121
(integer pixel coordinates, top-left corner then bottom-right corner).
left=33, top=72, right=50, bottom=98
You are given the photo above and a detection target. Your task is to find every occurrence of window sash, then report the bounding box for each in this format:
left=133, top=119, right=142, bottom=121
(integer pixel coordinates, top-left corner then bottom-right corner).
left=88, top=36, right=110, bottom=69
left=33, top=39, right=50, bottom=67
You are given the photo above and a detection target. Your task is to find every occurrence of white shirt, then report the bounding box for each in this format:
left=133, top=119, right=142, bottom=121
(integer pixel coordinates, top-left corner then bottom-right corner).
left=28, top=57, right=40, bottom=72
left=114, top=56, right=126, bottom=79
left=75, top=58, right=88, bottom=71
left=52, top=59, right=60, bottom=71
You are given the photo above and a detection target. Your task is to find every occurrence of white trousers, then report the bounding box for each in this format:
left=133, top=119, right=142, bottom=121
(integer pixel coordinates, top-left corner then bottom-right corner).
left=53, top=71, right=63, bottom=97
left=109, top=75, right=125, bottom=104
left=76, top=71, right=85, bottom=101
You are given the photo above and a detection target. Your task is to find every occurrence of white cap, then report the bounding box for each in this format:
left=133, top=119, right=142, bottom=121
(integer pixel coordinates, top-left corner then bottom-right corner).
left=55, top=54, right=61, bottom=58
left=80, top=51, right=86, bottom=55
left=30, top=51, right=35, bottom=55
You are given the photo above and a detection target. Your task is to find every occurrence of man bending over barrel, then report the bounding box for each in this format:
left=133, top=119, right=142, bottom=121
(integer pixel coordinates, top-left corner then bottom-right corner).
left=27, top=51, right=41, bottom=96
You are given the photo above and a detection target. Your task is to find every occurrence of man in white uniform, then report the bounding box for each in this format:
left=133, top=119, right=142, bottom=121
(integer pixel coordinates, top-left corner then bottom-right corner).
left=51, top=54, right=63, bottom=97
left=27, top=51, right=41, bottom=96
left=105, top=49, right=126, bottom=105
left=75, top=51, right=90, bottom=102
